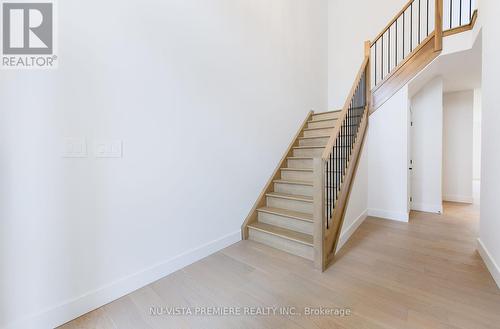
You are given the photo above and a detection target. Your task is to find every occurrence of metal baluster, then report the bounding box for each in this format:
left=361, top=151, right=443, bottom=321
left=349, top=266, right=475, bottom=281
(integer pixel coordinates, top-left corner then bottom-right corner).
left=396, top=19, right=398, bottom=65
left=470, top=0, right=472, bottom=21
left=403, top=10, right=405, bottom=58
left=418, top=0, right=421, bottom=43
left=427, top=0, right=430, bottom=36
left=460, top=0, right=462, bottom=26
left=381, top=34, right=384, bottom=79
left=388, top=26, right=391, bottom=72
left=327, top=152, right=330, bottom=221
left=375, top=42, right=377, bottom=85
left=410, top=3, right=413, bottom=51
left=450, top=0, right=453, bottom=29
left=336, top=140, right=339, bottom=202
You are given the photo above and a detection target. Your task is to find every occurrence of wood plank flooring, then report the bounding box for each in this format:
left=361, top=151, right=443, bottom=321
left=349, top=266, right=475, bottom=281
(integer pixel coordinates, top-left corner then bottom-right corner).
left=59, top=202, right=500, bottom=329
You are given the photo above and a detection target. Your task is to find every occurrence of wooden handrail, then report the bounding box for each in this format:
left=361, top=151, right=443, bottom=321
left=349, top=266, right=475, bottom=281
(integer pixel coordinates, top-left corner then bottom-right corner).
left=371, top=0, right=416, bottom=45
left=321, top=56, right=369, bottom=161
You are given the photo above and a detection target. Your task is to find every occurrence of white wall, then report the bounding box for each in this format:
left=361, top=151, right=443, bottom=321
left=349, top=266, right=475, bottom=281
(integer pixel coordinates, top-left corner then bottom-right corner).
left=410, top=78, right=444, bottom=213
left=0, top=1, right=329, bottom=328
left=368, top=87, right=410, bottom=222
left=337, top=140, right=368, bottom=252
left=478, top=0, right=500, bottom=288
left=328, top=0, right=409, bottom=108
left=473, top=89, right=482, bottom=181
left=443, top=90, right=474, bottom=203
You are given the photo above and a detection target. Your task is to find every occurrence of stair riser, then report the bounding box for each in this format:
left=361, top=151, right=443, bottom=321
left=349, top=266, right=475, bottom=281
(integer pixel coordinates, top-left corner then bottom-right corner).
left=307, top=120, right=336, bottom=129
left=313, top=112, right=339, bottom=121
left=274, top=182, right=313, bottom=197
left=248, top=228, right=314, bottom=260
left=266, top=196, right=313, bottom=214
left=258, top=212, right=313, bottom=235
left=281, top=170, right=313, bottom=181
left=293, top=148, right=324, bottom=157
left=299, top=137, right=329, bottom=147
left=303, top=128, right=334, bottom=137
left=287, top=158, right=313, bottom=169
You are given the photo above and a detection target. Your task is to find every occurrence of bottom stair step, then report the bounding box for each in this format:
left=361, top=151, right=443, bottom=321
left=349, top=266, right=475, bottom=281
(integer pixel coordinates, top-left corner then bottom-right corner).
left=248, top=222, right=314, bottom=260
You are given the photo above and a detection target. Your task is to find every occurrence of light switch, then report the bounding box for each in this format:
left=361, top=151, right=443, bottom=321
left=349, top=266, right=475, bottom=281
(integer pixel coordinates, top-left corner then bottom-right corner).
left=94, top=140, right=123, bottom=158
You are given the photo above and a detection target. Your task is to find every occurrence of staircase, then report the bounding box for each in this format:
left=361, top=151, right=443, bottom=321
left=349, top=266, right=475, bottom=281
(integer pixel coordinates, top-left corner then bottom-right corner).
left=242, top=0, right=478, bottom=272
left=246, top=110, right=341, bottom=261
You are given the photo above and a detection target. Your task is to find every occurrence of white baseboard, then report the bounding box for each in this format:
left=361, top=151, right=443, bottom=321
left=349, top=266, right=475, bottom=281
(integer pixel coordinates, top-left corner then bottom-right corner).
left=367, top=208, right=409, bottom=222
left=477, top=239, right=500, bottom=289
left=443, top=195, right=473, bottom=204
left=6, top=231, right=241, bottom=329
left=411, top=202, right=443, bottom=214
left=336, top=210, right=368, bottom=253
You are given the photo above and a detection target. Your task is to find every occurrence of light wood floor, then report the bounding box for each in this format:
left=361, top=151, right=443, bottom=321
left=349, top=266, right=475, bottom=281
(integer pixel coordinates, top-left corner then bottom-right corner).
left=59, top=202, right=500, bottom=329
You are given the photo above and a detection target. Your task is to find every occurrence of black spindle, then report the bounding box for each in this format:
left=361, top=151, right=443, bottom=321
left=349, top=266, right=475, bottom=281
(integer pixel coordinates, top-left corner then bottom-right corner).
left=375, top=42, right=377, bottom=85
left=410, top=3, right=413, bottom=51
left=403, top=10, right=405, bottom=57
left=450, top=0, right=453, bottom=29
left=327, top=155, right=330, bottom=220
left=418, top=0, right=421, bottom=43
left=427, top=0, right=429, bottom=36
left=396, top=19, right=398, bottom=65
left=460, top=0, right=462, bottom=26
left=470, top=0, right=472, bottom=21
left=388, top=26, right=391, bottom=71
left=381, top=35, right=384, bottom=79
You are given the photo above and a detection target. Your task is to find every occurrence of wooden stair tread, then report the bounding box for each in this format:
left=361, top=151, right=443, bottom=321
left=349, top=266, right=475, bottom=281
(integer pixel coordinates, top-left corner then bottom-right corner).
left=308, top=118, right=338, bottom=123
left=257, top=206, right=313, bottom=222
left=303, top=126, right=335, bottom=131
left=314, top=109, right=341, bottom=115
left=287, top=157, right=313, bottom=160
left=299, top=135, right=331, bottom=140
left=248, top=222, right=313, bottom=246
left=281, top=168, right=313, bottom=172
left=266, top=192, right=313, bottom=203
left=293, top=146, right=325, bottom=149
left=274, top=179, right=313, bottom=186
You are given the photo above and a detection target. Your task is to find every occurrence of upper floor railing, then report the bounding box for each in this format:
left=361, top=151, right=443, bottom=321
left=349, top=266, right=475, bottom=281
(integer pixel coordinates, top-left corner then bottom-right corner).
left=370, top=0, right=477, bottom=90
left=371, top=0, right=440, bottom=89
left=444, top=0, right=477, bottom=31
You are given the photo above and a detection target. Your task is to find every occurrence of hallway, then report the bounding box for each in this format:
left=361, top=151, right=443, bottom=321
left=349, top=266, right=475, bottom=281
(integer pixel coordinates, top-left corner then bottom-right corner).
left=61, top=203, right=500, bottom=329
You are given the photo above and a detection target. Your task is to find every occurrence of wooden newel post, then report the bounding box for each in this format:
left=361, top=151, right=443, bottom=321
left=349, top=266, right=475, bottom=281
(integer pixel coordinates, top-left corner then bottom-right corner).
left=435, top=0, right=443, bottom=51
left=313, top=157, right=325, bottom=271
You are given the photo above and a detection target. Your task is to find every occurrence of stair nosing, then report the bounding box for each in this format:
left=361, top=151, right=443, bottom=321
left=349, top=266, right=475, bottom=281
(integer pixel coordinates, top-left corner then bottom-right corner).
left=308, top=118, right=338, bottom=123
left=266, top=192, right=313, bottom=203
left=299, top=135, right=331, bottom=140
left=248, top=222, right=313, bottom=246
left=281, top=168, right=313, bottom=172
left=293, top=146, right=325, bottom=150
left=303, top=126, right=335, bottom=131
left=314, top=109, right=342, bottom=115
left=274, top=179, right=313, bottom=186
left=288, top=157, right=314, bottom=160
left=257, top=206, right=314, bottom=223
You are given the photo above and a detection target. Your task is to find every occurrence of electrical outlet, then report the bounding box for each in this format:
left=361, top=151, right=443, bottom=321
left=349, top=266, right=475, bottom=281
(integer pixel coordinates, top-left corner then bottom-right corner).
left=62, top=138, right=88, bottom=158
